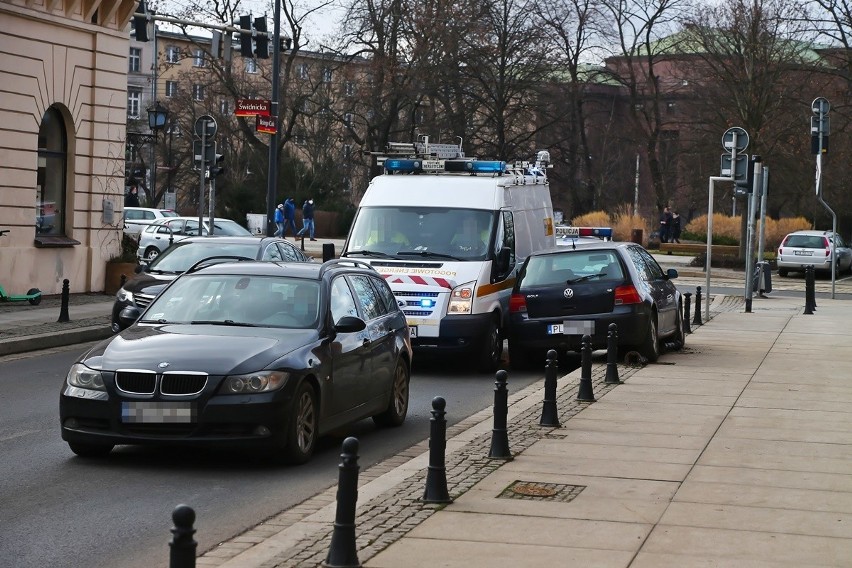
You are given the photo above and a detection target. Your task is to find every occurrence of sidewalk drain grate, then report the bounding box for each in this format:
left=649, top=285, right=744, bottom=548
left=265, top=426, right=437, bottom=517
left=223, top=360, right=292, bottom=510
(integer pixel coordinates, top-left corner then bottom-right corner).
left=499, top=481, right=585, bottom=502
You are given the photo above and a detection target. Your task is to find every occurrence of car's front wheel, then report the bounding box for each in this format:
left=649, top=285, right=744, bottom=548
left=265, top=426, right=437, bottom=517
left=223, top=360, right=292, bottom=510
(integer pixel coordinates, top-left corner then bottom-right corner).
left=68, top=442, right=114, bottom=458
left=282, top=382, right=318, bottom=464
left=373, top=359, right=409, bottom=427
left=670, top=304, right=686, bottom=351
left=638, top=313, right=660, bottom=363
left=144, top=246, right=160, bottom=262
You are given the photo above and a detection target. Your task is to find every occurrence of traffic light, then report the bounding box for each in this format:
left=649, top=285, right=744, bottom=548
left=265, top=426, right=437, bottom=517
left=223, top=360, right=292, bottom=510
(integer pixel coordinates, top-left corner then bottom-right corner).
left=735, top=155, right=760, bottom=194
left=254, top=17, right=269, bottom=58
left=133, top=0, right=151, bottom=42
left=210, top=151, right=225, bottom=178
left=238, top=15, right=253, bottom=57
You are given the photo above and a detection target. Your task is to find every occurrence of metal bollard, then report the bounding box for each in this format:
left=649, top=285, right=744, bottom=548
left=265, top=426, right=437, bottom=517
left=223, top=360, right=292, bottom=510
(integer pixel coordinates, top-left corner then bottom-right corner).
left=808, top=265, right=817, bottom=309
left=682, top=292, right=692, bottom=334
left=804, top=265, right=815, bottom=315
left=57, top=278, right=70, bottom=323
left=169, top=504, right=197, bottom=568
left=577, top=334, right=596, bottom=402
left=539, top=350, right=561, bottom=427
left=323, top=243, right=335, bottom=262
left=423, top=397, right=452, bottom=504
left=326, top=437, right=362, bottom=568
left=487, top=370, right=513, bottom=460
left=300, top=233, right=306, bottom=251
left=604, top=324, right=621, bottom=384
left=692, top=286, right=703, bottom=325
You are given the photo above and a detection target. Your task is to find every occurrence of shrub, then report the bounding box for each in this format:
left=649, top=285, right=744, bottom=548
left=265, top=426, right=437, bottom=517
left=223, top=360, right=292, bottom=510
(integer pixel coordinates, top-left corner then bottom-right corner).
left=571, top=205, right=652, bottom=245
left=111, top=232, right=139, bottom=263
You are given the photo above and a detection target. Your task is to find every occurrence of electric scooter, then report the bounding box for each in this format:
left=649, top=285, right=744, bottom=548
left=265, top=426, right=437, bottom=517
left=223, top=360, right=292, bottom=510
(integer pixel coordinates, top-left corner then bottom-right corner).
left=0, top=230, right=42, bottom=305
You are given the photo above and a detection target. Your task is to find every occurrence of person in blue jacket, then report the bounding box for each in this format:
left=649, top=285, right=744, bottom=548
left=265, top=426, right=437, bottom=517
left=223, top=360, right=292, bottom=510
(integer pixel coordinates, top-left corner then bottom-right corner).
left=296, top=198, right=316, bottom=240
left=273, top=203, right=285, bottom=237
left=283, top=197, right=297, bottom=238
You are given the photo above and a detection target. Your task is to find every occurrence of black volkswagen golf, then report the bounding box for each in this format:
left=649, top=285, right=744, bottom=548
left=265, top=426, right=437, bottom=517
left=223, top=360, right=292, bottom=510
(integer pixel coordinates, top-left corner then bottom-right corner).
left=61, top=259, right=412, bottom=464
left=507, top=242, right=684, bottom=368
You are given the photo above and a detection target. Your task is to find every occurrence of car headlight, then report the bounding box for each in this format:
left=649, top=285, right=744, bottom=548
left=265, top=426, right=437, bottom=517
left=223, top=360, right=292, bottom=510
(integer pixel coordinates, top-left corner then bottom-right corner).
left=66, top=363, right=106, bottom=390
left=116, top=288, right=133, bottom=303
left=220, top=371, right=289, bottom=394
left=448, top=281, right=475, bottom=314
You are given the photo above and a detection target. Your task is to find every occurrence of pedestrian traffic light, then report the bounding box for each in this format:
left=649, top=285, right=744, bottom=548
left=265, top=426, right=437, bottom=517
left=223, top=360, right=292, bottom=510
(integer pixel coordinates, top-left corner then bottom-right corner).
left=254, top=17, right=269, bottom=59
left=210, top=152, right=225, bottom=178
left=133, top=0, right=151, bottom=42
left=735, top=155, right=760, bottom=193
left=238, top=15, right=254, bottom=57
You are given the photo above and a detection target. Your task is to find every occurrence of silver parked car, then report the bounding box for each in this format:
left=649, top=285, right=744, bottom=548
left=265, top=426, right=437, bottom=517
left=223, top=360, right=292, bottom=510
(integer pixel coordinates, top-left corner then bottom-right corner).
left=776, top=230, right=852, bottom=277
left=137, top=217, right=253, bottom=262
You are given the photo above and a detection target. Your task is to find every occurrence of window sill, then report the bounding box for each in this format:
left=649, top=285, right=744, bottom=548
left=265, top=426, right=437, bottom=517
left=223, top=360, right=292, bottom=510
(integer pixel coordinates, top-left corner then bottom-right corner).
left=34, top=235, right=81, bottom=248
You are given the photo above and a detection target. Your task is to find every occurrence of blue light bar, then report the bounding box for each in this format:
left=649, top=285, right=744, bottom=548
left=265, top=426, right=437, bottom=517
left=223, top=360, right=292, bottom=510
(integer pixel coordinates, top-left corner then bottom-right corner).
left=385, top=159, right=422, bottom=172
left=467, top=161, right=506, bottom=173
left=582, top=227, right=613, bottom=239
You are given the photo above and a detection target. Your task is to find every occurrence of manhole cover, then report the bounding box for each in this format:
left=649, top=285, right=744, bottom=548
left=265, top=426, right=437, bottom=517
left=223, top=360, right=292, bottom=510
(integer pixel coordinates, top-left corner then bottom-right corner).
left=498, top=481, right=585, bottom=502
left=511, top=483, right=558, bottom=497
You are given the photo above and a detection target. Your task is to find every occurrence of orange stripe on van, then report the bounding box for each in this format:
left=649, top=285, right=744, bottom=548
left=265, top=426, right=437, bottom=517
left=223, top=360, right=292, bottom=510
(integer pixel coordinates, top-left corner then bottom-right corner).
left=477, top=278, right=516, bottom=297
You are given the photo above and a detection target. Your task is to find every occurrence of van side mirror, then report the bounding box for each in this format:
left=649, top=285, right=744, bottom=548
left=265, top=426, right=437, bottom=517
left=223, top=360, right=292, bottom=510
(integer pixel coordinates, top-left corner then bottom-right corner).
left=494, top=248, right=511, bottom=280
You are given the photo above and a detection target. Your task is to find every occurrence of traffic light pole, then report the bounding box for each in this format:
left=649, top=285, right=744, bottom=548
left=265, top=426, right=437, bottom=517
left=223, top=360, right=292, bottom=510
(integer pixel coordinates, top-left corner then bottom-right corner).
left=743, top=158, right=762, bottom=313
left=198, top=126, right=207, bottom=232
left=265, top=0, right=282, bottom=236
left=812, top=97, right=836, bottom=299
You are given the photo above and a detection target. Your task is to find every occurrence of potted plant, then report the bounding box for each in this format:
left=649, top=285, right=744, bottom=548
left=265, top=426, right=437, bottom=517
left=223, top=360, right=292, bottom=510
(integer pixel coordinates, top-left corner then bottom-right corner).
left=105, top=233, right=139, bottom=294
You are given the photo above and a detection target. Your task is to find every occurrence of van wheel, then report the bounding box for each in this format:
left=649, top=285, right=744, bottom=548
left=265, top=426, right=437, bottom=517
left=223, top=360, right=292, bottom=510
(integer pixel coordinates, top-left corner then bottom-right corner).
left=477, top=319, right=502, bottom=373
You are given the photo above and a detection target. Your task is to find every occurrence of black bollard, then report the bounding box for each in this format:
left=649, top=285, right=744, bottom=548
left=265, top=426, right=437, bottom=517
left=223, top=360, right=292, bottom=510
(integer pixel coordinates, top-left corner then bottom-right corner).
left=169, top=504, right=197, bottom=568
left=539, top=350, right=561, bottom=427
left=577, top=334, right=596, bottom=402
left=692, top=286, right=703, bottom=325
left=682, top=292, right=692, bottom=334
left=300, top=233, right=306, bottom=251
left=808, top=265, right=817, bottom=309
left=423, top=397, right=452, bottom=504
left=326, top=437, right=362, bottom=568
left=604, top=324, right=621, bottom=384
left=488, top=370, right=513, bottom=460
left=57, top=278, right=70, bottom=323
left=120, top=273, right=127, bottom=287
left=323, top=242, right=335, bottom=263
left=804, top=265, right=815, bottom=315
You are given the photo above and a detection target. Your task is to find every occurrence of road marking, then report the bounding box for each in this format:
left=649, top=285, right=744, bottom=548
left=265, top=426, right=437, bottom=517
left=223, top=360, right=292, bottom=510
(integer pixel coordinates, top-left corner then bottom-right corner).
left=0, top=429, right=41, bottom=442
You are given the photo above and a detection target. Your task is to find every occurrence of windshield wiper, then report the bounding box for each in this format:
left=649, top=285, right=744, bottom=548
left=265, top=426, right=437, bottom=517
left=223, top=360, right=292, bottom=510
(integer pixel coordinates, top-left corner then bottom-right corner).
left=566, top=274, right=605, bottom=284
left=396, top=250, right=463, bottom=261
left=148, top=269, right=181, bottom=275
left=343, top=250, right=395, bottom=258
left=189, top=319, right=259, bottom=327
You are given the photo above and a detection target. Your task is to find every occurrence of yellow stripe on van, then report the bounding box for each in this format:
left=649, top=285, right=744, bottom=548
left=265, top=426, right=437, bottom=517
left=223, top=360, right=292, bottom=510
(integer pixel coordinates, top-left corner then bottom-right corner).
left=477, top=277, right=516, bottom=297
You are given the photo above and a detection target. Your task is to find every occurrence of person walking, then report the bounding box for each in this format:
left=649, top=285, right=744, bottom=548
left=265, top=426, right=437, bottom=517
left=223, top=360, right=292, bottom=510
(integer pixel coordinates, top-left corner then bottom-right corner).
left=273, top=203, right=285, bottom=237
left=670, top=211, right=682, bottom=243
left=659, top=206, right=672, bottom=243
left=283, top=197, right=297, bottom=238
left=125, top=183, right=140, bottom=208
left=296, top=198, right=316, bottom=241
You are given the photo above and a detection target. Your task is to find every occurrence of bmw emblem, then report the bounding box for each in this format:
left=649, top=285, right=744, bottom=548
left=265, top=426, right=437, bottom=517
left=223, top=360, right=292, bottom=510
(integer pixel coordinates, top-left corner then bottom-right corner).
left=563, top=288, right=574, bottom=299
left=158, top=362, right=170, bottom=369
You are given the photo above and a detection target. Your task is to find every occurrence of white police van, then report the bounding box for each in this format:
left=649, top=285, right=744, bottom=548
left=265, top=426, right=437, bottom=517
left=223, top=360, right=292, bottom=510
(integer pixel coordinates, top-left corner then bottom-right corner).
left=342, top=138, right=555, bottom=372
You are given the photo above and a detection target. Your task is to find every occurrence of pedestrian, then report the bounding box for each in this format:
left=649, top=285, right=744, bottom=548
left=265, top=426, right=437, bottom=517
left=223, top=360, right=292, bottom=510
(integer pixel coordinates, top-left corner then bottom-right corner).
left=296, top=198, right=316, bottom=241
left=273, top=203, right=285, bottom=237
left=125, top=183, right=140, bottom=208
left=659, top=206, right=672, bottom=243
left=670, top=211, right=682, bottom=243
left=283, top=197, right=297, bottom=238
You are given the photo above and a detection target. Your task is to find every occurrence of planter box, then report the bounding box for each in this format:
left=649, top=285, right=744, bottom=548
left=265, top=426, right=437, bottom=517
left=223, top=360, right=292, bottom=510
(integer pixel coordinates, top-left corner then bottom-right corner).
left=105, top=262, right=138, bottom=295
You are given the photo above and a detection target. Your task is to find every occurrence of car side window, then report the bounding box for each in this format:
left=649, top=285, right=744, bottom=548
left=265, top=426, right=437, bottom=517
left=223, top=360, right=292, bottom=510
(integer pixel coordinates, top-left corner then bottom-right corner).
left=370, top=276, right=399, bottom=314
left=144, top=211, right=155, bottom=220
left=185, top=221, right=200, bottom=236
left=330, top=277, right=359, bottom=323
left=626, top=246, right=652, bottom=281
left=262, top=243, right=283, bottom=261
left=637, top=248, right=664, bottom=280
left=350, top=274, right=384, bottom=320
left=279, top=243, right=302, bottom=262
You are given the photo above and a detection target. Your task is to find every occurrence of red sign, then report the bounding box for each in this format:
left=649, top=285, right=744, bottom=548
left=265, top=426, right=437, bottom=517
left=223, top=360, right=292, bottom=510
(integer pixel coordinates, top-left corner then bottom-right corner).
left=256, top=115, right=277, bottom=134
left=235, top=98, right=271, bottom=117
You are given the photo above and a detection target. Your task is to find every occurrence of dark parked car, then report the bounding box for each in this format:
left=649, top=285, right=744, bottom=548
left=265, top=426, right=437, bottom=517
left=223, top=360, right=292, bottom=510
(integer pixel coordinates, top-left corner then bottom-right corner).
left=507, top=242, right=684, bottom=368
left=111, top=236, right=313, bottom=332
left=62, top=259, right=412, bottom=464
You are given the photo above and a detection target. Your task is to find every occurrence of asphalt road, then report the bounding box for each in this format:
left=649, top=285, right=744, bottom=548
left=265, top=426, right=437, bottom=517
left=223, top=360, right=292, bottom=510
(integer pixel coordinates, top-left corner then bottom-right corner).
left=0, top=343, right=549, bottom=568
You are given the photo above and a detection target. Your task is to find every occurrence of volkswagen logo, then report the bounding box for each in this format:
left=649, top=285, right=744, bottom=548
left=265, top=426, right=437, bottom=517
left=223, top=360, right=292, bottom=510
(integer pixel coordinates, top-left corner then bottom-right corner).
left=563, top=288, right=574, bottom=299
left=158, top=362, right=170, bottom=369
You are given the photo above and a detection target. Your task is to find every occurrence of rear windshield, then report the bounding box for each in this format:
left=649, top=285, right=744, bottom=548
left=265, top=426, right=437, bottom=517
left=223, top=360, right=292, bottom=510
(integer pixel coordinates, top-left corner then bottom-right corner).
left=521, top=250, right=624, bottom=287
left=151, top=243, right=260, bottom=272
left=785, top=235, right=827, bottom=249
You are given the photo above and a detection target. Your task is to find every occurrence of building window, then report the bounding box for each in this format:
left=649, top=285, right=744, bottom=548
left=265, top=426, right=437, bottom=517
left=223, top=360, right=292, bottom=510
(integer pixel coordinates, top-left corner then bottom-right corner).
left=127, top=88, right=142, bottom=118
left=245, top=58, right=257, bottom=73
left=344, top=113, right=353, bottom=126
left=192, top=84, right=205, bottom=101
left=193, top=49, right=205, bottom=67
left=345, top=81, right=355, bottom=96
left=294, top=132, right=306, bottom=145
left=129, top=47, right=141, bottom=73
left=165, top=81, right=178, bottom=98
left=297, top=63, right=309, bottom=79
left=220, top=99, right=230, bottom=114
left=322, top=68, right=332, bottom=83
left=166, top=46, right=180, bottom=63
left=36, top=106, right=67, bottom=236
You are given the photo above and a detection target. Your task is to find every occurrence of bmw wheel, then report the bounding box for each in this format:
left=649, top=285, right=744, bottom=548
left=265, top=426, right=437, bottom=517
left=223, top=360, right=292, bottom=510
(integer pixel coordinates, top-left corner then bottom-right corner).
left=283, top=382, right=318, bottom=464
left=373, top=359, right=409, bottom=427
left=639, top=313, right=660, bottom=363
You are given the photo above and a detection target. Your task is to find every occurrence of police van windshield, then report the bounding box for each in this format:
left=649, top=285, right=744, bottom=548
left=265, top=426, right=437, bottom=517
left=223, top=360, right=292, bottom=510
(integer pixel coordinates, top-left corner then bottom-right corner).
left=346, top=207, right=495, bottom=261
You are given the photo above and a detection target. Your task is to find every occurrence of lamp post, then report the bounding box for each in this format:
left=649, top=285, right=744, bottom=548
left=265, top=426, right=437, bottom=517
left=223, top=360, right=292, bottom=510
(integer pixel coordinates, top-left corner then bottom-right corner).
left=146, top=101, right=169, bottom=205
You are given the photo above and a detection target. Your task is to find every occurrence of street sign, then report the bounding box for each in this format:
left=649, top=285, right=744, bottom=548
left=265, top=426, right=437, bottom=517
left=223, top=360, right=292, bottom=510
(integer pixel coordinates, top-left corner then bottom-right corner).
left=194, top=115, right=218, bottom=138
left=235, top=98, right=271, bottom=117
left=720, top=154, right=747, bottom=180
left=722, top=127, right=749, bottom=153
left=256, top=115, right=277, bottom=134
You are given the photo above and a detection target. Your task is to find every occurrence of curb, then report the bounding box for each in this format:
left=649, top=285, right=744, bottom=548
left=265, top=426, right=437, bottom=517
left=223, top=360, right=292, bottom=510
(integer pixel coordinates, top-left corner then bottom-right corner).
left=0, top=325, right=114, bottom=357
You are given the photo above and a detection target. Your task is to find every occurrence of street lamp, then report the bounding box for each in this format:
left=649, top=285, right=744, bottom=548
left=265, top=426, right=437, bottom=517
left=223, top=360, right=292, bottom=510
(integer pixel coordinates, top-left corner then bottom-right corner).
left=146, top=101, right=169, bottom=204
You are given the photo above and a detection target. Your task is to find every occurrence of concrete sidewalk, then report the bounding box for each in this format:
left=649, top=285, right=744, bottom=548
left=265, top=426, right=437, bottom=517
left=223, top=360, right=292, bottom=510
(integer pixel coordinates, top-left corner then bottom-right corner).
left=194, top=293, right=852, bottom=568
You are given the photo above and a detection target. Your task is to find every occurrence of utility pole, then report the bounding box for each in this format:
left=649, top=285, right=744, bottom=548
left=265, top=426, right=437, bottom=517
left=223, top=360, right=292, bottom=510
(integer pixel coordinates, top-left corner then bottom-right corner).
left=266, top=0, right=283, bottom=236
left=812, top=97, right=836, bottom=298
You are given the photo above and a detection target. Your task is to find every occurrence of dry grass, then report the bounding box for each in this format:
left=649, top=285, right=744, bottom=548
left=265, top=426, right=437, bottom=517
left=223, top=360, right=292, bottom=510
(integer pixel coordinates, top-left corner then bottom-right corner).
left=571, top=205, right=652, bottom=245
left=685, top=214, right=811, bottom=249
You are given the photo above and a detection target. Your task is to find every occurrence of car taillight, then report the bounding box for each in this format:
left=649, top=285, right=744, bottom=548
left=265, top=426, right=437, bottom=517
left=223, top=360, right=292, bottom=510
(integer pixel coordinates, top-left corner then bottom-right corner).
left=823, top=237, right=831, bottom=256
left=614, top=284, right=642, bottom=305
left=509, top=293, right=527, bottom=313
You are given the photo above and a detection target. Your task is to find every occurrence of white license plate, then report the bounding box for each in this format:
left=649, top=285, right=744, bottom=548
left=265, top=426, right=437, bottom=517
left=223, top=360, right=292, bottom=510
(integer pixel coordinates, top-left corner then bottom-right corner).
left=794, top=250, right=813, bottom=256
left=409, top=325, right=417, bottom=338
left=548, top=321, right=594, bottom=335
left=421, top=160, right=444, bottom=171
left=121, top=401, right=195, bottom=424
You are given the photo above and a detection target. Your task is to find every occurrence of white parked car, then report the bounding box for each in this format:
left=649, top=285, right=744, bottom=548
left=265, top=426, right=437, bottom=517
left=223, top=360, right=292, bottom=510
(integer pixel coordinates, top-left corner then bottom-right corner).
left=123, top=207, right=179, bottom=234
left=776, top=230, right=852, bottom=276
left=136, top=217, right=254, bottom=262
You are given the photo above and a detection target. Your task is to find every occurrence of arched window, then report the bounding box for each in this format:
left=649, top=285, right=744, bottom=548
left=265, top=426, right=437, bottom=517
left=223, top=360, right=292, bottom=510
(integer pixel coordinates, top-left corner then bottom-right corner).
left=37, top=107, right=67, bottom=237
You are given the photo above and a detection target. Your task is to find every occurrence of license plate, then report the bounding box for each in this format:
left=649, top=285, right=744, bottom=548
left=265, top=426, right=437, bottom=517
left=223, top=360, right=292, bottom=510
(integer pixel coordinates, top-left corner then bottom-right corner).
left=409, top=325, right=417, bottom=338
left=794, top=250, right=812, bottom=256
left=421, top=160, right=444, bottom=171
left=548, top=321, right=594, bottom=335
left=121, top=401, right=196, bottom=424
